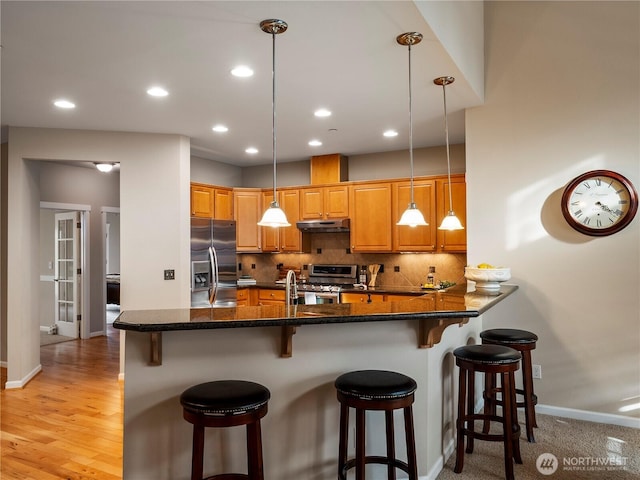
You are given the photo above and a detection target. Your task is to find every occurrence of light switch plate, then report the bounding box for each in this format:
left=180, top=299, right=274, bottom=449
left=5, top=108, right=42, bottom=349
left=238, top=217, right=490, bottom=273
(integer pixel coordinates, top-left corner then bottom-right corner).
left=164, top=269, right=175, bottom=280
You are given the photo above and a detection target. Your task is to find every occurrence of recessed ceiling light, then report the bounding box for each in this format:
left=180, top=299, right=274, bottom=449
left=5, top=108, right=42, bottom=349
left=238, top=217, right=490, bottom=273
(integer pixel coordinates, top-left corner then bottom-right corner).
left=147, top=86, right=168, bottom=97
left=212, top=125, right=229, bottom=133
left=245, top=147, right=258, bottom=154
left=314, top=108, right=332, bottom=117
left=383, top=130, right=399, bottom=137
left=53, top=99, right=75, bottom=109
left=231, top=66, right=254, bottom=77
left=308, top=140, right=322, bottom=147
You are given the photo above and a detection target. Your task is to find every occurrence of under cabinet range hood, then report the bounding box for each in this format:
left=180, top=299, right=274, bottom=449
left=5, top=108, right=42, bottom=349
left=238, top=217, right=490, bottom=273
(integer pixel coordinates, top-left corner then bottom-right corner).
left=296, top=218, right=350, bottom=233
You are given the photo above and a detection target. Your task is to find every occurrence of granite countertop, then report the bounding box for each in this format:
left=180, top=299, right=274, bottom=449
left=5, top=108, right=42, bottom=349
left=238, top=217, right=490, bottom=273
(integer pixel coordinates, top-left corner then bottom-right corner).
left=241, top=282, right=444, bottom=295
left=114, top=284, right=518, bottom=333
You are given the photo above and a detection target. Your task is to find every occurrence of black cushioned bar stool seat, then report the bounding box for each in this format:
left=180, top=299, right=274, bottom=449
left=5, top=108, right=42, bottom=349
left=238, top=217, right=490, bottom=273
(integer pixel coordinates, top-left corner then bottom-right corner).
left=180, top=380, right=270, bottom=480
left=453, top=345, right=522, bottom=480
left=335, top=370, right=418, bottom=480
left=481, top=328, right=539, bottom=442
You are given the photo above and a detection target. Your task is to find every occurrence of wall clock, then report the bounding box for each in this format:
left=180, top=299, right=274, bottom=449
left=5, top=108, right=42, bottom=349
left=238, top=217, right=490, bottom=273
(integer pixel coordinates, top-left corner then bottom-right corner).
left=561, top=170, right=638, bottom=236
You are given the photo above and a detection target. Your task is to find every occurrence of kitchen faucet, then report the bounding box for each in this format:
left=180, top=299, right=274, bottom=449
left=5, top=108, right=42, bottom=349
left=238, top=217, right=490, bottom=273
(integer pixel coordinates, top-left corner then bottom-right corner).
left=285, top=269, right=298, bottom=316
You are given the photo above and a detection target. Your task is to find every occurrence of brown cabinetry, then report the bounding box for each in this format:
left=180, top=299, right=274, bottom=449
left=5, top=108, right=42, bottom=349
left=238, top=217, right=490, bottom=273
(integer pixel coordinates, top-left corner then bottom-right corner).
left=261, top=189, right=306, bottom=252
left=236, top=288, right=249, bottom=307
left=340, top=292, right=385, bottom=304
left=436, top=176, right=467, bottom=252
left=257, top=289, right=285, bottom=306
left=191, top=183, right=233, bottom=220
left=392, top=179, right=437, bottom=252
left=300, top=184, right=349, bottom=219
left=349, top=182, right=393, bottom=252
left=310, top=154, right=348, bottom=184
left=234, top=189, right=262, bottom=252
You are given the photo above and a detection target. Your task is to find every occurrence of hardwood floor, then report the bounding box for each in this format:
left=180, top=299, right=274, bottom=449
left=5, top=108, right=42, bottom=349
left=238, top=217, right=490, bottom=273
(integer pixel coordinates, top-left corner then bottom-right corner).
left=1, top=325, right=122, bottom=479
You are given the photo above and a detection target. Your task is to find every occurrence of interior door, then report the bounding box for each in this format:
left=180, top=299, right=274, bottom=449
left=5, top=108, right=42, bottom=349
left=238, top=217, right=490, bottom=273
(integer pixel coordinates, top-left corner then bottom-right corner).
left=54, top=211, right=81, bottom=338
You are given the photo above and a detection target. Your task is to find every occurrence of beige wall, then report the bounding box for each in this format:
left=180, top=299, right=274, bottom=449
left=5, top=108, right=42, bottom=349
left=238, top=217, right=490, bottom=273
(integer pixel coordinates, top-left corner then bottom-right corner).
left=467, top=1, right=639, bottom=420
left=4, top=127, right=190, bottom=387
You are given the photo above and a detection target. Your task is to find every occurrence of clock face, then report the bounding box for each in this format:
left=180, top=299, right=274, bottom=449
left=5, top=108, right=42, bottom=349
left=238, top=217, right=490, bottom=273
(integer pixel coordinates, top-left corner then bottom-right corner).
left=561, top=170, right=638, bottom=236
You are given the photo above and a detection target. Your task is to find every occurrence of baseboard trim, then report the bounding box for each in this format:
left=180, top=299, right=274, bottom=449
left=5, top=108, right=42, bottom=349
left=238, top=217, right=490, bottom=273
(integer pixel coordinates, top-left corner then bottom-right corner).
left=4, top=364, right=42, bottom=389
left=537, top=404, right=640, bottom=429
left=90, top=330, right=105, bottom=338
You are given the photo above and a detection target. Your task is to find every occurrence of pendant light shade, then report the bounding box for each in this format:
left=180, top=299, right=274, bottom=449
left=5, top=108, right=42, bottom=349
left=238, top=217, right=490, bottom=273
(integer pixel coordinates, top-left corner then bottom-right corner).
left=257, top=19, right=291, bottom=228
left=396, top=32, right=428, bottom=227
left=434, top=76, right=464, bottom=231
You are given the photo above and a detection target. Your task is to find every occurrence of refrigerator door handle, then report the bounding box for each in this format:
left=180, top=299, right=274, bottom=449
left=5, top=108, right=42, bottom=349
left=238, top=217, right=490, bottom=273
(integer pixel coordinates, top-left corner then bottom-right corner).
left=209, top=246, right=219, bottom=304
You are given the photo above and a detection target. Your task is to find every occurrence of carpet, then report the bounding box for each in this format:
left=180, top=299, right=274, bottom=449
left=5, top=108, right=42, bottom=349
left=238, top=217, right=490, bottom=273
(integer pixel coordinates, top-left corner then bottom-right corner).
left=436, top=413, right=639, bottom=479
left=40, top=332, right=76, bottom=346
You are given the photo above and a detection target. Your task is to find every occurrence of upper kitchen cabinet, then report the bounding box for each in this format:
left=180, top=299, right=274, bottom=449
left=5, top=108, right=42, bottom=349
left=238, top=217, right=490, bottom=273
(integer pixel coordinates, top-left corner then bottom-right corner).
left=190, top=183, right=233, bottom=220
left=392, top=179, right=437, bottom=252
left=262, top=189, right=307, bottom=252
left=310, top=153, right=348, bottom=184
left=349, top=182, right=392, bottom=252
left=300, top=184, right=349, bottom=220
left=234, top=188, right=262, bottom=252
left=436, top=175, right=467, bottom=252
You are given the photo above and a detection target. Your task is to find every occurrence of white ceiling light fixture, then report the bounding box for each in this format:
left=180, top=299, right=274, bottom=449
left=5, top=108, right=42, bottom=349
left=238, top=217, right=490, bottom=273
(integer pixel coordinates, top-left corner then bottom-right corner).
left=308, top=140, right=322, bottom=147
left=435, top=76, right=464, bottom=231
left=146, top=86, right=168, bottom=97
left=257, top=19, right=290, bottom=228
left=314, top=108, right=331, bottom=117
left=53, top=99, right=75, bottom=109
left=212, top=125, right=229, bottom=133
left=231, top=65, right=254, bottom=77
left=95, top=162, right=116, bottom=173
left=383, top=130, right=398, bottom=138
left=245, top=147, right=258, bottom=154
left=396, top=32, right=428, bottom=228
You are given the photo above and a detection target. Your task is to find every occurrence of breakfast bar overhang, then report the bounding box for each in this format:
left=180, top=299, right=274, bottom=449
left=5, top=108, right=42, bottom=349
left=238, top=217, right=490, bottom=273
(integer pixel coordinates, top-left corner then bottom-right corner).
left=114, top=285, right=517, bottom=480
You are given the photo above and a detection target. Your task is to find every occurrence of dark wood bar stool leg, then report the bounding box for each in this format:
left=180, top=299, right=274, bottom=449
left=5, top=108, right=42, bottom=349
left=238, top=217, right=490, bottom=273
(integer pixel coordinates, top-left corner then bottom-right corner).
left=180, top=380, right=270, bottom=480
left=335, top=370, right=418, bottom=480
left=481, top=328, right=539, bottom=442
left=453, top=345, right=522, bottom=480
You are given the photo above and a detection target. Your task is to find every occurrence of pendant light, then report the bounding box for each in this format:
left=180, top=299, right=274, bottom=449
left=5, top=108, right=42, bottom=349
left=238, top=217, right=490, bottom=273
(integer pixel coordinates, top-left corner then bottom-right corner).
left=257, top=19, right=291, bottom=227
left=396, top=32, right=428, bottom=227
left=434, top=76, right=464, bottom=231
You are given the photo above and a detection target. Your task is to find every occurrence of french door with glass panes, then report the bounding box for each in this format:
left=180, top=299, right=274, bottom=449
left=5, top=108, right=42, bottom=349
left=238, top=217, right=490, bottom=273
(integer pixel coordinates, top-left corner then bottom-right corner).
left=54, top=211, right=81, bottom=338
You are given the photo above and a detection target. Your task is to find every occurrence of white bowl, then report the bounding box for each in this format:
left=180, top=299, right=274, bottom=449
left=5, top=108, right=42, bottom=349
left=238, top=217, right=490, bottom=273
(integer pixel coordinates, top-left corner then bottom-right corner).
left=464, top=267, right=511, bottom=294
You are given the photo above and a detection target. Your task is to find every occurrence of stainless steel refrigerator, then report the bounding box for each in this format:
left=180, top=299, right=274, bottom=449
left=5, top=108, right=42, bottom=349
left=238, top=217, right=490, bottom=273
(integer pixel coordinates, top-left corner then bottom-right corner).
left=191, top=218, right=237, bottom=307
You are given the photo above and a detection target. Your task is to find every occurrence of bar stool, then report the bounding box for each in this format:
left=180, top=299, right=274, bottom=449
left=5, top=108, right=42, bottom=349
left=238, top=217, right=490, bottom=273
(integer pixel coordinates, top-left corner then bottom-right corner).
left=453, top=345, right=522, bottom=480
left=481, top=328, right=539, bottom=442
left=335, top=370, right=418, bottom=480
left=180, top=380, right=270, bottom=480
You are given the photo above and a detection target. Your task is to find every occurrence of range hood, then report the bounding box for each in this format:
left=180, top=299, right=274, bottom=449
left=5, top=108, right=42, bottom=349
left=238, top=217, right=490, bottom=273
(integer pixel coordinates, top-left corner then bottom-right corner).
left=296, top=218, right=350, bottom=233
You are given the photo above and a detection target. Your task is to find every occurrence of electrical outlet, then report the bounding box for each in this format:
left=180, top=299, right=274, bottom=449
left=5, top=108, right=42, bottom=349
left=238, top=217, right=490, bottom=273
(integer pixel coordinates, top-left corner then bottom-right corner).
left=532, top=364, right=542, bottom=379
left=164, top=269, right=175, bottom=280
left=394, top=265, right=400, bottom=272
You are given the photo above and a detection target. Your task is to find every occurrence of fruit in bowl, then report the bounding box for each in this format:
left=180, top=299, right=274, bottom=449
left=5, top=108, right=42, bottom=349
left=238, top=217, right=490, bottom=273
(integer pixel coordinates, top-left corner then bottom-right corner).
left=464, top=265, right=511, bottom=294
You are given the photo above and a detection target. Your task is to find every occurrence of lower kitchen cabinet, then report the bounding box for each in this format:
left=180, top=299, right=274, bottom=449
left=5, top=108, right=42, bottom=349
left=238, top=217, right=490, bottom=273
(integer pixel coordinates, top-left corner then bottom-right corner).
left=237, top=288, right=250, bottom=306
left=257, top=289, right=285, bottom=306
left=341, top=292, right=385, bottom=304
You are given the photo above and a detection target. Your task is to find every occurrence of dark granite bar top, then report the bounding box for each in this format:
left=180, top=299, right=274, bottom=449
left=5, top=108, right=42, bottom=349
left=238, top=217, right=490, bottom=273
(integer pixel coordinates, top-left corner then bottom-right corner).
left=114, top=284, right=518, bottom=333
left=241, top=282, right=437, bottom=295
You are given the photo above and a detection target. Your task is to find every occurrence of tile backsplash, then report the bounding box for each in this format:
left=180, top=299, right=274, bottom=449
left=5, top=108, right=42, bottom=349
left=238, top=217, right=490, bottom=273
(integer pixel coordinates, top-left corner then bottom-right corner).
left=238, top=232, right=467, bottom=288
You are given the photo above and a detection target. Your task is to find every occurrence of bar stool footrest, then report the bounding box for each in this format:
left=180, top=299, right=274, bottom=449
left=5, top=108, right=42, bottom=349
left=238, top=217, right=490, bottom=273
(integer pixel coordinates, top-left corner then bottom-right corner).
left=340, top=456, right=411, bottom=480
left=462, top=413, right=521, bottom=442
left=204, top=474, right=249, bottom=480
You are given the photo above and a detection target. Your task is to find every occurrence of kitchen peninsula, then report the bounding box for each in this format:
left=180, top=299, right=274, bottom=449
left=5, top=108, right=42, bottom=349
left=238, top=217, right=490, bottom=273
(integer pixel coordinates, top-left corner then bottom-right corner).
left=115, top=285, right=517, bottom=480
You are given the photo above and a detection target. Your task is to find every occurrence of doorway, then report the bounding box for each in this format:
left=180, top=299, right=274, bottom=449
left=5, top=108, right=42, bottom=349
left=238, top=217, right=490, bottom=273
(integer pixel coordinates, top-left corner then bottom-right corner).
left=104, top=209, right=120, bottom=326
left=39, top=203, right=90, bottom=340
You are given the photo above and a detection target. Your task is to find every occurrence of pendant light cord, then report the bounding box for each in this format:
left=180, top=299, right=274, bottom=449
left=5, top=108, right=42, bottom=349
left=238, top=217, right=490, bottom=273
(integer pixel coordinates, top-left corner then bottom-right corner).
left=442, top=81, right=453, bottom=212
left=408, top=42, right=415, bottom=205
left=271, top=31, right=277, bottom=201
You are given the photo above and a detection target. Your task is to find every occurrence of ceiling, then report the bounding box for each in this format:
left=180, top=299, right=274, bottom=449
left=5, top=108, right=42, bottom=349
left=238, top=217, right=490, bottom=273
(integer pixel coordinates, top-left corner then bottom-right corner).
left=1, top=1, right=482, bottom=167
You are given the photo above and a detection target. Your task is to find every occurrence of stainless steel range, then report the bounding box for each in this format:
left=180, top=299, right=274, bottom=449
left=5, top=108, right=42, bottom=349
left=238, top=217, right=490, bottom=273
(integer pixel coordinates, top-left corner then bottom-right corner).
left=297, top=264, right=358, bottom=304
